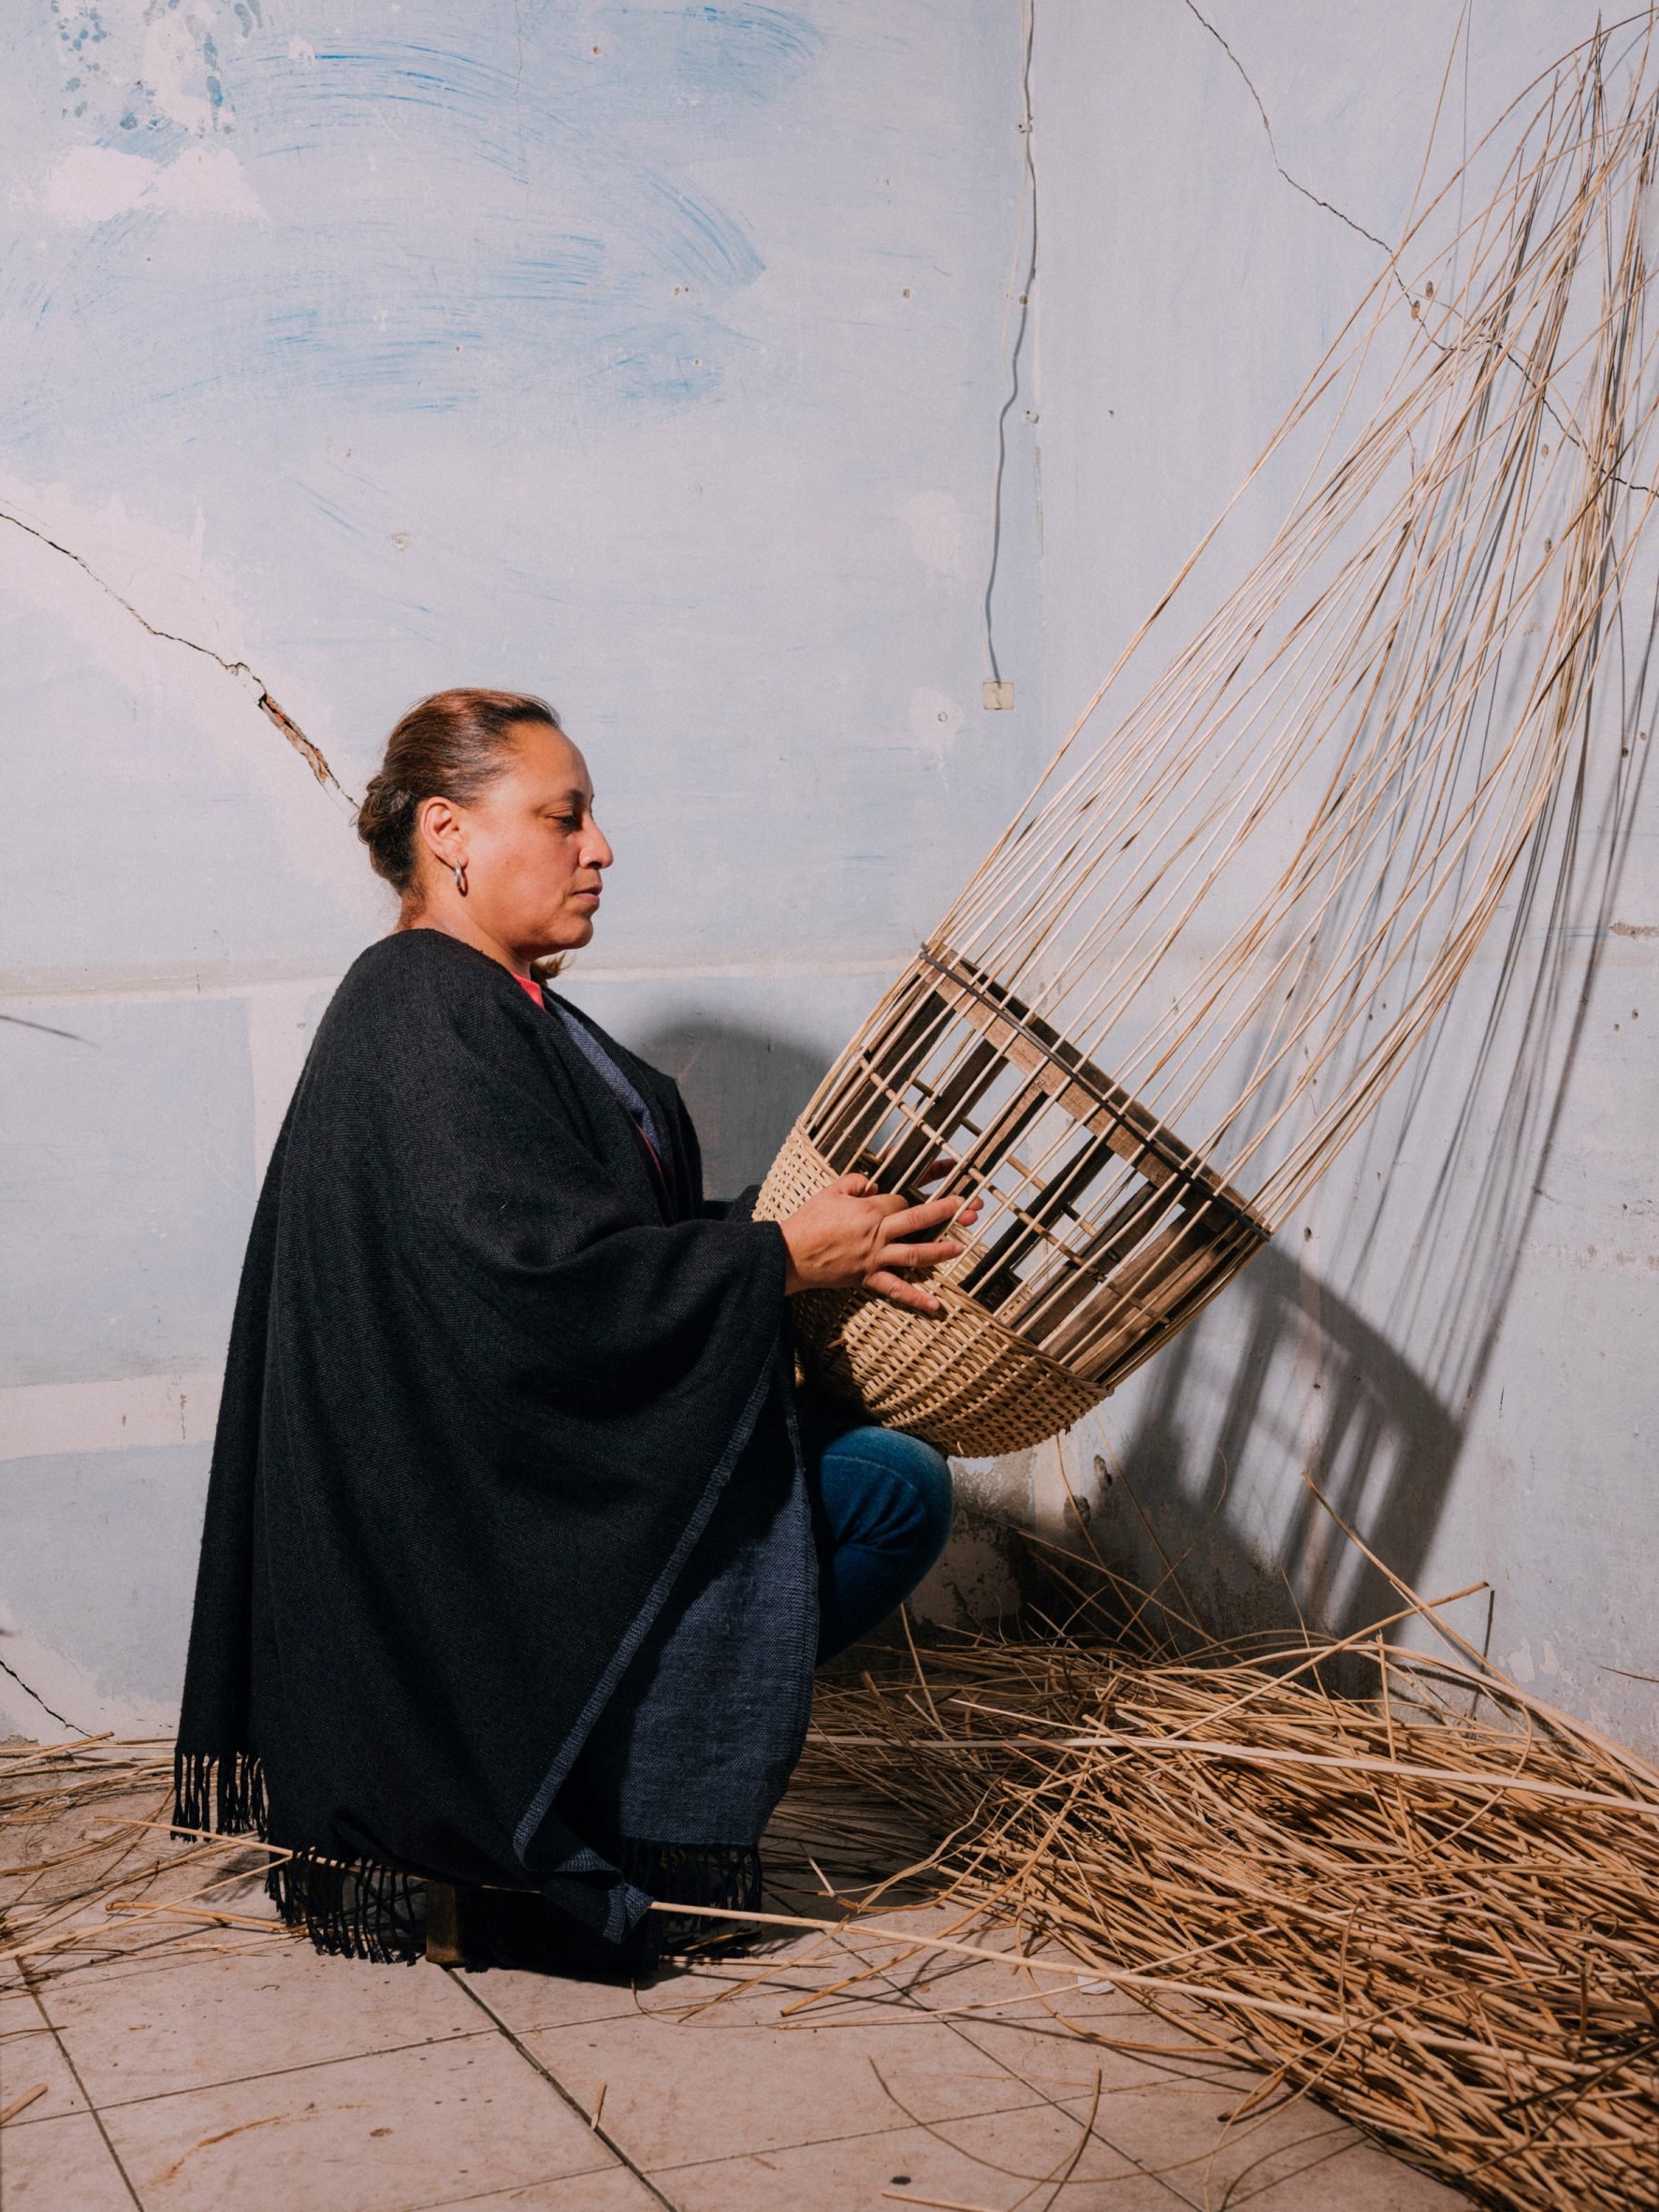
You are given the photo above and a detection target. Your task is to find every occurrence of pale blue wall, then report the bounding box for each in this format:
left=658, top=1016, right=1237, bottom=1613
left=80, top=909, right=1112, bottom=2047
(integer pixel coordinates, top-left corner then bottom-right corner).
left=4, top=2, right=1653, bottom=1758
left=0, top=0, right=1044, bottom=1729
left=1, top=997, right=253, bottom=1387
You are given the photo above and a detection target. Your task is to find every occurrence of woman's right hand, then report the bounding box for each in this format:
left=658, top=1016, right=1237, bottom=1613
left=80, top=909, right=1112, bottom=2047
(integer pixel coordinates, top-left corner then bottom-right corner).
left=779, top=1174, right=980, bottom=1315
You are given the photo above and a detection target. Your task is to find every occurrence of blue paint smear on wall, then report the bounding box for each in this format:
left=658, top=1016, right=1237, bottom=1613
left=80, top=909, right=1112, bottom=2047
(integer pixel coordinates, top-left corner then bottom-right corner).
left=590, top=5, right=823, bottom=113
left=3, top=0, right=1041, bottom=1004
left=0, top=0, right=1042, bottom=1724
left=588, top=319, right=735, bottom=406
left=2, top=7, right=800, bottom=444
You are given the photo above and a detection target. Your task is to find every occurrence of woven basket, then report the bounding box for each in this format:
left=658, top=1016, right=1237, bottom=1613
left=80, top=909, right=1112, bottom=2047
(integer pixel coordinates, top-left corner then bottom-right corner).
left=754, top=957, right=1269, bottom=1458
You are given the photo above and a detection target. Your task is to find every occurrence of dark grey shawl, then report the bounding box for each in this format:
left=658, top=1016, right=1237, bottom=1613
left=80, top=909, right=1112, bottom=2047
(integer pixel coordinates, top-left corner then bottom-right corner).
left=175, top=928, right=817, bottom=1960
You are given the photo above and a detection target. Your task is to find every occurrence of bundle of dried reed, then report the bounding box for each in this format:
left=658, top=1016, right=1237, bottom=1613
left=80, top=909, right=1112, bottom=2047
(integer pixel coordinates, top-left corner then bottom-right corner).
left=787, top=1587, right=1659, bottom=2212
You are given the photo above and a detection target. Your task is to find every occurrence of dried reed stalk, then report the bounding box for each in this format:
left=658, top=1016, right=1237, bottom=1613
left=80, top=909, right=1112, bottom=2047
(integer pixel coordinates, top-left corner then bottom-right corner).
left=6, top=1615, right=1653, bottom=2212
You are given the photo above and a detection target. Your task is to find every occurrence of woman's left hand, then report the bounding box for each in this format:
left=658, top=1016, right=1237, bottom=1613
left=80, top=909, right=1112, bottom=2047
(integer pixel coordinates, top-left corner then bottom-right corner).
left=779, top=1175, right=981, bottom=1314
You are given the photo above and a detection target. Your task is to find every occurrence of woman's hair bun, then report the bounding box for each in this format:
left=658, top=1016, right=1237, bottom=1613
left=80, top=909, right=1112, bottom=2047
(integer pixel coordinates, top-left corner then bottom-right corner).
left=355, top=690, right=560, bottom=895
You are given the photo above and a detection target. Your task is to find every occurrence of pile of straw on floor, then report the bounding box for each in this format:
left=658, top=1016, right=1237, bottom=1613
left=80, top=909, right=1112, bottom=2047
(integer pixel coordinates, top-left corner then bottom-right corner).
left=7, top=1528, right=1656, bottom=2211
left=792, top=1566, right=1659, bottom=2212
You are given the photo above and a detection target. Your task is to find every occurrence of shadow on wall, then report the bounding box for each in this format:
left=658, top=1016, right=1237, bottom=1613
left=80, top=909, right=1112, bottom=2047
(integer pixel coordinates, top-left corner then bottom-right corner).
left=636, top=1011, right=1038, bottom=1629
left=1097, top=1241, right=1463, bottom=1649
left=1069, top=595, right=1658, bottom=1653
left=634, top=1017, right=829, bottom=1201
left=633, top=1011, right=1471, bottom=1644
left=627, top=1011, right=1465, bottom=1641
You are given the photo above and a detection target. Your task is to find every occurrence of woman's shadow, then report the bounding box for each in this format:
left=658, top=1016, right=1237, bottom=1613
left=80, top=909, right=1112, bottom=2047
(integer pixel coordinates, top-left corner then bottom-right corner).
left=633, top=1016, right=830, bottom=1207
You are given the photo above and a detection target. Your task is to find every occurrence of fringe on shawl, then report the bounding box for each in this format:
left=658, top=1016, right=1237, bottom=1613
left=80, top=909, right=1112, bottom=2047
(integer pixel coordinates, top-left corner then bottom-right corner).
left=172, top=1751, right=763, bottom=1967
left=173, top=1749, right=269, bottom=1841
left=259, top=1841, right=761, bottom=1969
left=266, top=1851, right=426, bottom=1965
left=174, top=1750, right=423, bottom=1964
left=619, top=1839, right=764, bottom=1958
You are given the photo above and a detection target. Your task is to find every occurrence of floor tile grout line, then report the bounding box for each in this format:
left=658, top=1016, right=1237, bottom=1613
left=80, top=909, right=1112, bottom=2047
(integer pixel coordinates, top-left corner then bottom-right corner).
left=442, top=1966, right=681, bottom=2212
left=27, top=2021, right=499, bottom=2117
left=391, top=2186, right=642, bottom=2212
left=843, top=1939, right=1201, bottom=2209
left=1209, top=2120, right=1397, bottom=2209
left=913, top=1949, right=1280, bottom=2208
left=953, top=2018, right=1216, bottom=2212
left=15, top=1975, right=145, bottom=2212
left=953, top=2036, right=1193, bottom=2207
left=639, top=2088, right=1083, bottom=2178
left=392, top=2156, right=663, bottom=2212
left=667, top=1920, right=1191, bottom=2190
left=1006, top=2067, right=1392, bottom=2211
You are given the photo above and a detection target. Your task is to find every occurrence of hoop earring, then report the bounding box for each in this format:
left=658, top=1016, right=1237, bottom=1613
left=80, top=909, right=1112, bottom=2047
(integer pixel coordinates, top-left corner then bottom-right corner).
left=452, top=862, right=468, bottom=896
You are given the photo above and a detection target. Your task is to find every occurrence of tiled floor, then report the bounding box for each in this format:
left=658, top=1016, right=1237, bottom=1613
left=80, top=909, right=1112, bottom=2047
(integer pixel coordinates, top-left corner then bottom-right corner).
left=1, top=1892, right=1474, bottom=2212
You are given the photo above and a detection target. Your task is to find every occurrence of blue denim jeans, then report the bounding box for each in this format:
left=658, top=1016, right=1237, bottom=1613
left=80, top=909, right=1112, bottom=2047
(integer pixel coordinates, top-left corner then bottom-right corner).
left=796, top=1394, right=955, bottom=1663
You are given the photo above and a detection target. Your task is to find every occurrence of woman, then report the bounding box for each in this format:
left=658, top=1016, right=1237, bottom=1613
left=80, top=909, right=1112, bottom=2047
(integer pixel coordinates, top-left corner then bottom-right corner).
left=175, top=688, right=975, bottom=1972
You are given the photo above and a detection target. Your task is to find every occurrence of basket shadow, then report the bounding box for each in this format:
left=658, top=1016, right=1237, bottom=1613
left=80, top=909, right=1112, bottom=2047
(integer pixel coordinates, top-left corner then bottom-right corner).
left=633, top=607, right=1652, bottom=1659
left=1094, top=604, right=1658, bottom=1656
left=1104, top=1242, right=1463, bottom=1651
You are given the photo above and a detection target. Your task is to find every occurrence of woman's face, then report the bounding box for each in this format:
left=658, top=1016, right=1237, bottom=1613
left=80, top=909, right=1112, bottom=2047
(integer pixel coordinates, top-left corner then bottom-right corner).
left=427, top=722, right=613, bottom=961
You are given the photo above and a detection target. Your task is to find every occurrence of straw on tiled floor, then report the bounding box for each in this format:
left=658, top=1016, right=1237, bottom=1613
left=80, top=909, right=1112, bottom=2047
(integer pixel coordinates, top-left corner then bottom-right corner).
left=0, top=1724, right=1472, bottom=2210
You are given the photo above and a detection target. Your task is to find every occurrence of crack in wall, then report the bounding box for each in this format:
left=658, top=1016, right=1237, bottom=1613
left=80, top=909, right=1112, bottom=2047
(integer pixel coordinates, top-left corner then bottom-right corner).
left=0, top=502, right=352, bottom=803
left=1183, top=0, right=1394, bottom=255
left=0, top=1011, right=92, bottom=1041
left=1180, top=8, right=1654, bottom=501
left=0, top=1648, right=82, bottom=1734
left=983, top=0, right=1040, bottom=691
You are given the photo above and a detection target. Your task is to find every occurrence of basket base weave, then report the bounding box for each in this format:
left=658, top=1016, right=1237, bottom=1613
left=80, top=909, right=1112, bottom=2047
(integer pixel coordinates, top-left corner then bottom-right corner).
left=754, top=1128, right=1106, bottom=1458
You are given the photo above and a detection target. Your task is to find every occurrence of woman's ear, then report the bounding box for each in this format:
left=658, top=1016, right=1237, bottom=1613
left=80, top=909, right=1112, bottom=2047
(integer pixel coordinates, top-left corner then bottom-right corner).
left=415, top=794, right=464, bottom=870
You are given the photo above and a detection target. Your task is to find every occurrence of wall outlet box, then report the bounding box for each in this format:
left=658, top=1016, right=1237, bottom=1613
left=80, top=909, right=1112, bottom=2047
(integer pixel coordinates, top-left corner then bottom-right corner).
left=982, top=679, right=1015, bottom=710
